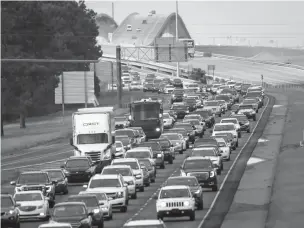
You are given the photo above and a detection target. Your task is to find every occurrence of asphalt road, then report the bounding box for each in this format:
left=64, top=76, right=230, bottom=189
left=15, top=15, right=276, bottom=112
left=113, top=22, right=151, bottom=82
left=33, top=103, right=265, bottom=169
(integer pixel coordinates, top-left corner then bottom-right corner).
left=2, top=95, right=270, bottom=228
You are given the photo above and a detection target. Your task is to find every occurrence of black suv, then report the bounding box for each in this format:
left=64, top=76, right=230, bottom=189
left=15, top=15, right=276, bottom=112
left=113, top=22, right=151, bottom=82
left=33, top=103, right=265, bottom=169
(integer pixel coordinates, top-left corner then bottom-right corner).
left=171, top=89, right=184, bottom=103
left=138, top=142, right=165, bottom=169
left=10, top=171, right=56, bottom=207
left=164, top=176, right=204, bottom=210
left=180, top=157, right=218, bottom=191
left=61, top=156, right=97, bottom=182
left=170, top=103, right=189, bottom=119
left=67, top=195, right=104, bottom=228
left=1, top=194, right=20, bottom=228
left=236, top=104, right=257, bottom=121
left=172, top=78, right=183, bottom=88
left=193, top=109, right=215, bottom=128
left=51, top=202, right=95, bottom=228
left=174, top=123, right=196, bottom=144
left=150, top=138, right=175, bottom=164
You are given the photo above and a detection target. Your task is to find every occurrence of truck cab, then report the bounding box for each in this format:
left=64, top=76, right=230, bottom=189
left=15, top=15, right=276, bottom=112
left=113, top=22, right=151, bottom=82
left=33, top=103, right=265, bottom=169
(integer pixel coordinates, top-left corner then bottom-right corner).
left=70, top=107, right=115, bottom=173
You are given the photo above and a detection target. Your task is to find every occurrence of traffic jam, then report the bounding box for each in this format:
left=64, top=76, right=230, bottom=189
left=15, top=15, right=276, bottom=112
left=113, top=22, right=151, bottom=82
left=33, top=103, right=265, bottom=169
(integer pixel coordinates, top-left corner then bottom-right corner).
left=1, top=70, right=265, bottom=228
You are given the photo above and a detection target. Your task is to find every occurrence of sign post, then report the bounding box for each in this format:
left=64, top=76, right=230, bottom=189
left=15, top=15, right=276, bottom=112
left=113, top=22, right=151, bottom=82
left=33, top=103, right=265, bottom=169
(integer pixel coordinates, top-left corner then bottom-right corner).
left=261, top=74, right=264, bottom=88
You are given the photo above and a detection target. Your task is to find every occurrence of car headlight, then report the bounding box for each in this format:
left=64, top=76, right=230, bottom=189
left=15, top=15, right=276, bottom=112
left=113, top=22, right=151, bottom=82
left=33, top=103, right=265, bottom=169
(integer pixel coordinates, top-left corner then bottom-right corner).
left=45, top=186, right=51, bottom=192
left=9, top=210, right=15, bottom=214
left=117, top=192, right=124, bottom=198
left=194, top=190, right=200, bottom=194
left=37, top=204, right=44, bottom=209
left=156, top=128, right=160, bottom=132
left=93, top=209, right=100, bottom=214
left=186, top=110, right=189, bottom=113
left=104, top=152, right=112, bottom=160
left=101, top=206, right=108, bottom=211
left=160, top=202, right=166, bottom=207
left=156, top=154, right=162, bottom=158
left=127, top=180, right=134, bottom=185
left=210, top=171, right=215, bottom=178
left=184, top=201, right=190, bottom=206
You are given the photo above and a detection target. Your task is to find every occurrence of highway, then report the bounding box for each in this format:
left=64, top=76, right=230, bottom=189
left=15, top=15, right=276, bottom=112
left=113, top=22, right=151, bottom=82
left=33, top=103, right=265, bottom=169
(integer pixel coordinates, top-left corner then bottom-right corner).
left=2, top=91, right=271, bottom=228
left=174, top=56, right=304, bottom=85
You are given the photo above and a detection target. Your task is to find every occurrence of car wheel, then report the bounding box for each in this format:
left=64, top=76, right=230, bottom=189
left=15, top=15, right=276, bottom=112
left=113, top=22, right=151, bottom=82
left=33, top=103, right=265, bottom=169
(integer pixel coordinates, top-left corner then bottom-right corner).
left=189, top=211, right=195, bottom=221
left=179, top=150, right=183, bottom=154
left=151, top=178, right=155, bottom=183
left=199, top=133, right=203, bottom=138
left=238, top=132, right=241, bottom=138
left=98, top=221, right=104, bottom=228
left=139, top=186, right=144, bottom=192
left=145, top=181, right=150, bottom=187
left=236, top=141, right=239, bottom=147
left=253, top=116, right=257, bottom=121
left=120, top=206, right=127, bottom=213
left=169, top=158, right=173, bottom=164
left=63, top=187, right=69, bottom=195
left=217, top=169, right=221, bottom=175
left=157, top=214, right=163, bottom=220
left=131, top=191, right=137, bottom=199
left=233, top=146, right=237, bottom=151
left=219, top=113, right=222, bottom=117
left=14, top=222, right=20, bottom=228
left=212, top=185, right=218, bottom=191
left=247, top=129, right=251, bottom=133
left=197, top=199, right=204, bottom=210
left=227, top=156, right=230, bottom=161
left=160, top=163, right=165, bottom=169
left=108, top=212, right=113, bottom=220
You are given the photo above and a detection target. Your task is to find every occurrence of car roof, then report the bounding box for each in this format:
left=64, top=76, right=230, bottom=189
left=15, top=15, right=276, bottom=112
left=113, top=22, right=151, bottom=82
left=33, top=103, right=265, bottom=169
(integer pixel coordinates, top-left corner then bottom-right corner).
left=221, top=118, right=238, bottom=121
left=193, top=147, right=216, bottom=150
left=215, top=123, right=235, bottom=126
left=14, top=190, right=43, bottom=195
left=161, top=185, right=189, bottom=190
left=112, top=158, right=139, bottom=162
left=168, top=176, right=196, bottom=180
left=185, top=156, right=212, bottom=161
left=68, top=156, right=89, bottom=160
left=39, top=222, right=72, bottom=228
left=124, top=220, right=164, bottom=226
left=54, top=202, right=86, bottom=207
left=20, top=171, right=48, bottom=175
left=104, top=165, right=131, bottom=169
left=128, top=147, right=151, bottom=151
left=79, top=191, right=107, bottom=195
left=68, top=194, right=97, bottom=199
left=91, top=174, right=120, bottom=180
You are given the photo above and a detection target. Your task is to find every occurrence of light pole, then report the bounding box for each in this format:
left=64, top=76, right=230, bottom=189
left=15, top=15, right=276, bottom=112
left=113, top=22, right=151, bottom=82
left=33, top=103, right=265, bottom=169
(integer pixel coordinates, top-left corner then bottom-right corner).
left=176, top=0, right=180, bottom=78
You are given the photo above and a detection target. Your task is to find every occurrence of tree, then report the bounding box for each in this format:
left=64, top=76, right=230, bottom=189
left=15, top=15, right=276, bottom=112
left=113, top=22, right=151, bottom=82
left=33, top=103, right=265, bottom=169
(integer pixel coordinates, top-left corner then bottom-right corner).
left=1, top=1, right=102, bottom=132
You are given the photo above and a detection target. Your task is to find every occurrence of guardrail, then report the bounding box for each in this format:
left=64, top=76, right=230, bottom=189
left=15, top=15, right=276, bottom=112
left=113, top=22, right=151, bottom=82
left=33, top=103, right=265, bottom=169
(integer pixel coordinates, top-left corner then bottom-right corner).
left=195, top=51, right=304, bottom=70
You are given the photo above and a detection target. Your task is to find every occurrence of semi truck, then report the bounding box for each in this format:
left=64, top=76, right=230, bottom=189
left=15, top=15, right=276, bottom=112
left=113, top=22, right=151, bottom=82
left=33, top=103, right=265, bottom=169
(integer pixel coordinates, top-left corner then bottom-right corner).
left=128, top=99, right=163, bottom=139
left=70, top=107, right=115, bottom=172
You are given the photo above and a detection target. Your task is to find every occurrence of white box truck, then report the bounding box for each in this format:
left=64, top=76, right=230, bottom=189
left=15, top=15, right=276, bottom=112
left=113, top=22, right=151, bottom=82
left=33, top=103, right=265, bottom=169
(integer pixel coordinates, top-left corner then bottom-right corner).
left=70, top=107, right=115, bottom=172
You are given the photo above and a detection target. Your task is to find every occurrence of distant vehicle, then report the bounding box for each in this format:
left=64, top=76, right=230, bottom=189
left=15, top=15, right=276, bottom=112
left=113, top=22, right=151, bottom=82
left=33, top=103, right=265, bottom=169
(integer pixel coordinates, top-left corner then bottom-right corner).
left=127, top=25, right=132, bottom=31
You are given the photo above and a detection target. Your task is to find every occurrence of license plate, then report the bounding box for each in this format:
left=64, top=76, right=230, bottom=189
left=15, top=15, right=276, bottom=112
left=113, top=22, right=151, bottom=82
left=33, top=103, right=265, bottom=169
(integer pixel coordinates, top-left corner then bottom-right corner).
left=172, top=209, right=180, bottom=213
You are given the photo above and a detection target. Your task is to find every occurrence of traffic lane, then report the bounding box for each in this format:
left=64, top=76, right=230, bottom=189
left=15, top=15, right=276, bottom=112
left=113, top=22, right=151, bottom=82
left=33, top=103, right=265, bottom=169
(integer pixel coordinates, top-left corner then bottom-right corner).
left=18, top=151, right=191, bottom=228
left=129, top=106, right=266, bottom=227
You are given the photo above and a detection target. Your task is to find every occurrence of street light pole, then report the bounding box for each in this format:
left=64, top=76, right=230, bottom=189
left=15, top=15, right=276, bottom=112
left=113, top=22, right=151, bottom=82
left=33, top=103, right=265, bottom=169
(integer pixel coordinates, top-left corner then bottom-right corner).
left=176, top=0, right=180, bottom=78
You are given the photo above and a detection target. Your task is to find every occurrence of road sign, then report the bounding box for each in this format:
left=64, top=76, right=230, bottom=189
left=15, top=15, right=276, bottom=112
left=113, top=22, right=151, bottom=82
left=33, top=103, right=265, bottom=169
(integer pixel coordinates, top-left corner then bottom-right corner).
left=55, top=71, right=95, bottom=104
left=261, top=74, right=264, bottom=80
left=208, top=65, right=215, bottom=71
left=154, top=38, right=188, bottom=62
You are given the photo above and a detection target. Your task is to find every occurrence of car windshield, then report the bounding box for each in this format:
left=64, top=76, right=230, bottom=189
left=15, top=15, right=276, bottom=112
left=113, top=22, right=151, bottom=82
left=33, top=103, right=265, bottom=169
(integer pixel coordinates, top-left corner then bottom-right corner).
left=235, top=116, right=248, bottom=123
left=88, top=179, right=120, bottom=188
left=66, top=159, right=89, bottom=168
left=114, top=161, right=139, bottom=170
left=166, top=178, right=198, bottom=187
left=125, top=151, right=151, bottom=158
left=191, top=149, right=216, bottom=157
left=79, top=192, right=107, bottom=201
left=14, top=193, right=42, bottom=201
left=18, top=173, right=48, bottom=185
left=175, top=124, right=192, bottom=130
left=171, top=105, right=187, bottom=110
left=183, top=160, right=213, bottom=169
left=231, top=105, right=239, bottom=110
left=139, top=160, right=152, bottom=169
left=123, top=225, right=164, bottom=228
left=216, top=96, right=230, bottom=101
left=115, top=117, right=126, bottom=121
left=184, top=115, right=200, bottom=121
left=217, top=141, right=227, bottom=147
left=160, top=189, right=190, bottom=199
left=243, top=99, right=255, bottom=104
left=221, top=119, right=237, bottom=124
left=68, top=197, right=98, bottom=207
left=161, top=134, right=179, bottom=140
left=1, top=196, right=13, bottom=207
left=163, top=113, right=170, bottom=118
left=184, top=120, right=200, bottom=125
left=53, top=205, right=86, bottom=217
left=77, top=133, right=108, bottom=144
left=214, top=125, right=234, bottom=131
left=116, top=130, right=134, bottom=138
left=115, top=142, right=123, bottom=148
left=188, top=84, right=198, bottom=88
left=102, top=168, right=132, bottom=176
left=156, top=140, right=170, bottom=148
left=194, top=111, right=209, bottom=118
left=131, top=103, right=161, bottom=120
left=116, top=137, right=130, bottom=145
left=140, top=143, right=161, bottom=151
left=239, top=105, right=253, bottom=110
left=185, top=99, right=196, bottom=104
left=247, top=92, right=260, bottom=97
left=45, top=170, right=64, bottom=181
left=205, top=101, right=219, bottom=106
left=171, top=129, right=187, bottom=136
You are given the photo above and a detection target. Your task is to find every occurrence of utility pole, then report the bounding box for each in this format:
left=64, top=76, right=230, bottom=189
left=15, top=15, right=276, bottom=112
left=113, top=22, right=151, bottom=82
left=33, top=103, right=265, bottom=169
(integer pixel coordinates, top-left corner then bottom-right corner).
left=116, top=46, right=122, bottom=108
left=176, top=0, right=180, bottom=78
left=112, top=2, right=114, bottom=19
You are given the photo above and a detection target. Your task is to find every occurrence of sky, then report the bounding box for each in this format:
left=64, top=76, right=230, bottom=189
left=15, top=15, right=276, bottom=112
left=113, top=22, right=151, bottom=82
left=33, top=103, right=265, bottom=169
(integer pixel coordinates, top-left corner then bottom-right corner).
left=85, top=1, right=304, bottom=47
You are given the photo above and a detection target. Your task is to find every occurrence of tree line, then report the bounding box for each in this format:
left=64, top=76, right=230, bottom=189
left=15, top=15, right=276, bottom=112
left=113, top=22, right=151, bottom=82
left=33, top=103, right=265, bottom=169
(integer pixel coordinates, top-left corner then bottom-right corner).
left=1, top=1, right=103, bottom=136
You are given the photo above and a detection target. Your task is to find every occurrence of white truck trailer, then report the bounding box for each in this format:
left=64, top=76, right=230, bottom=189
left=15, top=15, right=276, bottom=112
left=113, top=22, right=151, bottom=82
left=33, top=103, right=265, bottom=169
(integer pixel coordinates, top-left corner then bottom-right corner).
left=70, top=107, right=115, bottom=172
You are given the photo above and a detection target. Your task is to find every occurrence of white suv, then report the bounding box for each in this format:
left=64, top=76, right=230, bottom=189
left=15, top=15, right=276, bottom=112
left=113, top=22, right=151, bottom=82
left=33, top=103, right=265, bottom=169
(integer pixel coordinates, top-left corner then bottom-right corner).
left=111, top=158, right=145, bottom=192
left=155, top=185, right=196, bottom=221
left=212, top=123, right=239, bottom=147
left=83, top=174, right=128, bottom=212
left=220, top=118, right=241, bottom=138
left=101, top=165, right=137, bottom=199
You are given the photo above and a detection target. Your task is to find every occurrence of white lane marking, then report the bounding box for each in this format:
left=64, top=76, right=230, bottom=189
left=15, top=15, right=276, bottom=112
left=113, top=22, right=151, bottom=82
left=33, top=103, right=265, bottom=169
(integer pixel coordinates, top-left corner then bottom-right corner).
left=273, top=105, right=284, bottom=108
left=197, top=96, right=270, bottom=228
left=247, top=157, right=266, bottom=165
left=1, top=150, right=72, bottom=168
left=1, top=158, right=66, bottom=171
left=258, top=138, right=269, bottom=143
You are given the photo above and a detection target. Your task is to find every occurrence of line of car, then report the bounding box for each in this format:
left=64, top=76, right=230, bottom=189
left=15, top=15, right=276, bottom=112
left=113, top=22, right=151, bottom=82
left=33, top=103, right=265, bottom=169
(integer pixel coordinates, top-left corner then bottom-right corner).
left=1, top=77, right=265, bottom=228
